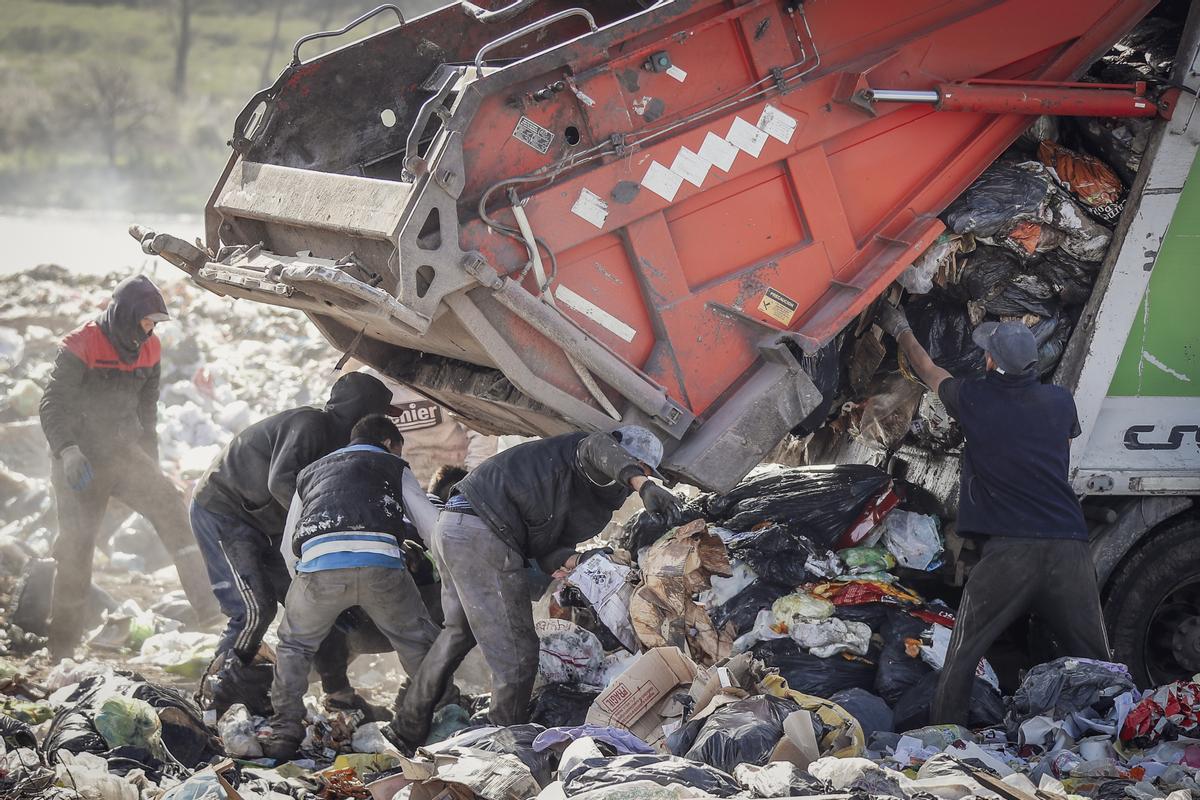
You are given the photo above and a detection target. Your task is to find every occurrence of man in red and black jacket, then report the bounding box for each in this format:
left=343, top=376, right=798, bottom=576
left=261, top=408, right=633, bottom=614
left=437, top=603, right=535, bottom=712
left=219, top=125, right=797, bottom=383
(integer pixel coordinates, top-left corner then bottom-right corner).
left=39, top=275, right=219, bottom=658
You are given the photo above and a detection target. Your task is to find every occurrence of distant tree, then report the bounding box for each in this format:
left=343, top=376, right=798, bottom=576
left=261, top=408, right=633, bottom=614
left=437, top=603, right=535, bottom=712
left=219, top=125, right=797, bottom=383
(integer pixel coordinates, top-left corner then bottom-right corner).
left=67, top=62, right=159, bottom=166
left=172, top=0, right=193, bottom=98
left=0, top=77, right=55, bottom=169
left=259, top=0, right=287, bottom=85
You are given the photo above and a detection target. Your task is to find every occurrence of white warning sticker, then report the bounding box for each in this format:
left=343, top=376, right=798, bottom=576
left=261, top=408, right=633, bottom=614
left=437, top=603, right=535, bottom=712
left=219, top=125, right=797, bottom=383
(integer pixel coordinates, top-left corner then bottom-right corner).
left=641, top=160, right=684, bottom=202
left=726, top=116, right=768, bottom=157
left=699, top=131, right=738, bottom=172
left=512, top=116, right=554, bottom=154
left=670, top=147, right=710, bottom=187
left=757, top=104, right=797, bottom=144
left=666, top=65, right=688, bottom=83
left=570, top=188, right=609, bottom=229
left=556, top=285, right=637, bottom=342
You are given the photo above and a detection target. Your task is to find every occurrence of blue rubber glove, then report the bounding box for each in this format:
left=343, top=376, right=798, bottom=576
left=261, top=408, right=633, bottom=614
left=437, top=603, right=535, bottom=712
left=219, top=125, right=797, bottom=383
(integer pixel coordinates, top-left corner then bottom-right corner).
left=60, top=445, right=93, bottom=492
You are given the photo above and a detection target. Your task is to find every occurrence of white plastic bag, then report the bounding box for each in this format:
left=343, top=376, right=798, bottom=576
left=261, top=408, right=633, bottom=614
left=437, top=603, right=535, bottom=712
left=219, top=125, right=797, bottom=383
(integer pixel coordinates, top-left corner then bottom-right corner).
left=790, top=618, right=872, bottom=658
left=217, top=703, right=263, bottom=758
left=882, top=510, right=943, bottom=571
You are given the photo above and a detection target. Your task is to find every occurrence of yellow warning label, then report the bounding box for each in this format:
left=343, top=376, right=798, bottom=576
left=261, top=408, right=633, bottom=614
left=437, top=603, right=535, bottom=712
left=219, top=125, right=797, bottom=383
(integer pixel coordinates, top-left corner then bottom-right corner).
left=758, top=287, right=798, bottom=326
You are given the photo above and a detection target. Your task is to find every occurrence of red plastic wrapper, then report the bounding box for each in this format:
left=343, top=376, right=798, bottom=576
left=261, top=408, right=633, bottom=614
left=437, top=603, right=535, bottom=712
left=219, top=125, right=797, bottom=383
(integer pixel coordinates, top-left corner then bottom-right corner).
left=1120, top=680, right=1200, bottom=745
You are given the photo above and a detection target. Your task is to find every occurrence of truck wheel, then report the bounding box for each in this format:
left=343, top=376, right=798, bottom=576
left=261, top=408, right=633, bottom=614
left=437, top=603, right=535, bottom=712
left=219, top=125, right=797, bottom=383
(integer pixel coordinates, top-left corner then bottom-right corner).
left=1104, top=515, right=1200, bottom=688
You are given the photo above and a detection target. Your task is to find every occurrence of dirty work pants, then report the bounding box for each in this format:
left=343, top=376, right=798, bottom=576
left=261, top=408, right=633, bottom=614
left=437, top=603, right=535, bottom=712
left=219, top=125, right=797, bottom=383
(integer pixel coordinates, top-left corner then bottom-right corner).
left=270, top=566, right=440, bottom=739
left=395, top=511, right=538, bottom=745
left=191, top=501, right=384, bottom=696
left=932, top=536, right=1110, bottom=725
left=49, top=445, right=219, bottom=657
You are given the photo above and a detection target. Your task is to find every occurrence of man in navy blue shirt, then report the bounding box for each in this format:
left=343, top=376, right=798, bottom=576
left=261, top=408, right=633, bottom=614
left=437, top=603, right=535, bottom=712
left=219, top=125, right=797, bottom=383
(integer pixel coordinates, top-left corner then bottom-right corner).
left=877, top=307, right=1110, bottom=725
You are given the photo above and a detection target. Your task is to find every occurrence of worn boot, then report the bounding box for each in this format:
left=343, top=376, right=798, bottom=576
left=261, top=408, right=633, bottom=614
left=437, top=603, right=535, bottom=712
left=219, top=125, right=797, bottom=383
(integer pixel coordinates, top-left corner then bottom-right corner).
left=323, top=688, right=391, bottom=722
left=260, top=722, right=305, bottom=761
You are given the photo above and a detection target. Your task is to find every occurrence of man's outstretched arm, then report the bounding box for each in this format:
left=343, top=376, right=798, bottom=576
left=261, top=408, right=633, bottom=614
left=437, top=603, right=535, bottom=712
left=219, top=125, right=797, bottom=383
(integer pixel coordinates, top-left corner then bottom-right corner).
left=876, top=305, right=952, bottom=394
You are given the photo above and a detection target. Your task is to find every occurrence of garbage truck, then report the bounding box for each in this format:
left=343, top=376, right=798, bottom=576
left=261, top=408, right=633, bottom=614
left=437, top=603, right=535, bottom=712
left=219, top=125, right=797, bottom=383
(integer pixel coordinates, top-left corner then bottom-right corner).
left=136, top=0, right=1199, bottom=686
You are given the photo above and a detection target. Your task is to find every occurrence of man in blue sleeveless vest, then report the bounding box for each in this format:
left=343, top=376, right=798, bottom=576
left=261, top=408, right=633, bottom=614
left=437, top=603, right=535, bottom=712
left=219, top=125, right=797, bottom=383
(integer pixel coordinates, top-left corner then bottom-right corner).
left=877, top=307, right=1110, bottom=725
left=262, top=414, right=440, bottom=759
left=392, top=425, right=684, bottom=749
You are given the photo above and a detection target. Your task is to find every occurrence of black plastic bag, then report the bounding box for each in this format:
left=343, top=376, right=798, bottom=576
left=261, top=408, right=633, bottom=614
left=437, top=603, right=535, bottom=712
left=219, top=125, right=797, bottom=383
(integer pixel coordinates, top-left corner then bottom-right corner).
left=893, top=671, right=1003, bottom=731
left=1031, top=314, right=1073, bottom=377
left=874, top=611, right=934, bottom=706
left=793, top=334, right=847, bottom=436
left=954, top=245, right=1020, bottom=304
left=1033, top=249, right=1096, bottom=306
left=736, top=762, right=829, bottom=798
left=833, top=603, right=891, bottom=632
left=710, top=582, right=792, bottom=636
left=724, top=525, right=822, bottom=587
left=561, top=754, right=742, bottom=798
left=983, top=272, right=1060, bottom=319
left=703, top=465, right=892, bottom=548
left=1007, top=657, right=1136, bottom=729
left=130, top=681, right=222, bottom=769
left=906, top=296, right=987, bottom=378
left=622, top=504, right=706, bottom=561
left=43, top=704, right=106, bottom=760
left=669, top=695, right=801, bottom=774
left=829, top=688, right=894, bottom=738
left=944, top=161, right=1051, bottom=238
left=751, top=639, right=877, bottom=697
left=0, top=713, right=37, bottom=751
left=104, top=746, right=168, bottom=783
left=528, top=684, right=598, bottom=728
left=431, top=723, right=558, bottom=788
left=44, top=672, right=222, bottom=770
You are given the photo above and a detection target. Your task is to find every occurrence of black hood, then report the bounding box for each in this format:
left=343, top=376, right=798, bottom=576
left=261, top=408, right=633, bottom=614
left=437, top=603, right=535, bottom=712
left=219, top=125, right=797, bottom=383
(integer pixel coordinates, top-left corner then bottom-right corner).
left=325, top=372, right=393, bottom=432
left=99, top=275, right=169, bottom=363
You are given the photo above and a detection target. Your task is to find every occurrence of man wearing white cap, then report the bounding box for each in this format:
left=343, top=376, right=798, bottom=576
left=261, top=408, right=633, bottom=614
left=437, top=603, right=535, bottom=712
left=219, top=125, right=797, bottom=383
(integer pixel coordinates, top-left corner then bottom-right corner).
left=391, top=425, right=683, bottom=748
left=877, top=308, right=1110, bottom=725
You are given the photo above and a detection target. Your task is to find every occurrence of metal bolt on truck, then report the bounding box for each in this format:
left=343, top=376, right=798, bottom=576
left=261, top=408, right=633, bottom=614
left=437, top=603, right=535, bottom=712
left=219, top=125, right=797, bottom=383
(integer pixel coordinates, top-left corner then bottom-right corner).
left=135, top=0, right=1199, bottom=686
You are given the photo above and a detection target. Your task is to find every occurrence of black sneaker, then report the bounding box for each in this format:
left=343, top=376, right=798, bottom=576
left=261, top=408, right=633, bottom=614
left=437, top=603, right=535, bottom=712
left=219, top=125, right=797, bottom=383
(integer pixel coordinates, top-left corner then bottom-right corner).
left=324, top=692, right=391, bottom=723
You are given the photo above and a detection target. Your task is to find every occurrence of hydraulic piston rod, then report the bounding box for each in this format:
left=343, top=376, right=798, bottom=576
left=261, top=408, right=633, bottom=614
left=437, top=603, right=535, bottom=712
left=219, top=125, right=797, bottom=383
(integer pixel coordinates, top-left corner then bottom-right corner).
left=862, top=80, right=1172, bottom=119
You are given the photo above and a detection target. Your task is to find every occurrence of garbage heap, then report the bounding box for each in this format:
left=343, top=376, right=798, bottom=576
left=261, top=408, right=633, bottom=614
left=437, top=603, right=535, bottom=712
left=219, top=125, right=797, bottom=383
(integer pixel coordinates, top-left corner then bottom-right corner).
left=794, top=16, right=1182, bottom=459
left=5, top=463, right=1200, bottom=798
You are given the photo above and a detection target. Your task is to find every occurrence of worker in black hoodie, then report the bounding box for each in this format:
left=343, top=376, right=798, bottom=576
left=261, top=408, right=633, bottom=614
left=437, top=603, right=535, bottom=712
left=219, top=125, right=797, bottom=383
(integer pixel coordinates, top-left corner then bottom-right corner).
left=189, top=371, right=392, bottom=706
left=39, top=275, right=219, bottom=659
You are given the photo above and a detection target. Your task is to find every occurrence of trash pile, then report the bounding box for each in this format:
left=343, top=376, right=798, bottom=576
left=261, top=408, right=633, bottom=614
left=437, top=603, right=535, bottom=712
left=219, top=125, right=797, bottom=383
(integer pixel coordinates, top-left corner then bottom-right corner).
left=792, top=15, right=1185, bottom=459
left=4, top=461, right=1200, bottom=797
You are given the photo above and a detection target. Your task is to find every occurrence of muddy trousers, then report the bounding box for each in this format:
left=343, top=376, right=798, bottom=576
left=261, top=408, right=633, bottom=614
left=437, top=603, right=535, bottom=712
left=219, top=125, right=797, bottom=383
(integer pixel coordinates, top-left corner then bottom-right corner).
left=932, top=536, right=1111, bottom=725
left=269, top=567, right=439, bottom=740
left=394, top=512, right=538, bottom=746
left=190, top=502, right=353, bottom=693
left=49, top=445, right=219, bottom=656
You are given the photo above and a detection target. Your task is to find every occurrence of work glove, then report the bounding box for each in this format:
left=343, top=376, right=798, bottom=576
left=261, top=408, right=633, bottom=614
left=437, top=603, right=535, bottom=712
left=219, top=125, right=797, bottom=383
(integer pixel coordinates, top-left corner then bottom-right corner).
left=60, top=445, right=93, bottom=492
left=875, top=304, right=911, bottom=339
left=639, top=481, right=684, bottom=528
left=400, top=540, right=427, bottom=574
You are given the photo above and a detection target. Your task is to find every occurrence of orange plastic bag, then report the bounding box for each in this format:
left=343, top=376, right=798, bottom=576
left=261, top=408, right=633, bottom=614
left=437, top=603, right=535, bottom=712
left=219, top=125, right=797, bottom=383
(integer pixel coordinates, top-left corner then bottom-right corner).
left=1037, top=140, right=1123, bottom=208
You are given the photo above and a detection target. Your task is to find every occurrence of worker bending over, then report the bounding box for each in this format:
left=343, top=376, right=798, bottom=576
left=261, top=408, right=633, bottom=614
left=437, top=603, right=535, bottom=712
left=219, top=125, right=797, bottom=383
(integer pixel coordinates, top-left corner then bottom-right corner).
left=393, top=425, right=684, bottom=749
left=39, top=275, right=218, bottom=659
left=876, top=308, right=1109, bottom=724
left=189, top=372, right=392, bottom=709
left=263, top=415, right=440, bottom=759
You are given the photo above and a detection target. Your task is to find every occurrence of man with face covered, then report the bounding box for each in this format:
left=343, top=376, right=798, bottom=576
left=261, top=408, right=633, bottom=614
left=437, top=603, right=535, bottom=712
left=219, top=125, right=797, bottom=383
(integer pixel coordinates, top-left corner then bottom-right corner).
left=39, top=275, right=219, bottom=659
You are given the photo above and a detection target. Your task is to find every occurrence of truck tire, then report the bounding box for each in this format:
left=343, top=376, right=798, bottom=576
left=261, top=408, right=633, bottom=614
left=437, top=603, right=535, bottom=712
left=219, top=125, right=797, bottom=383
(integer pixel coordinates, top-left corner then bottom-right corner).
left=1104, top=514, right=1200, bottom=688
